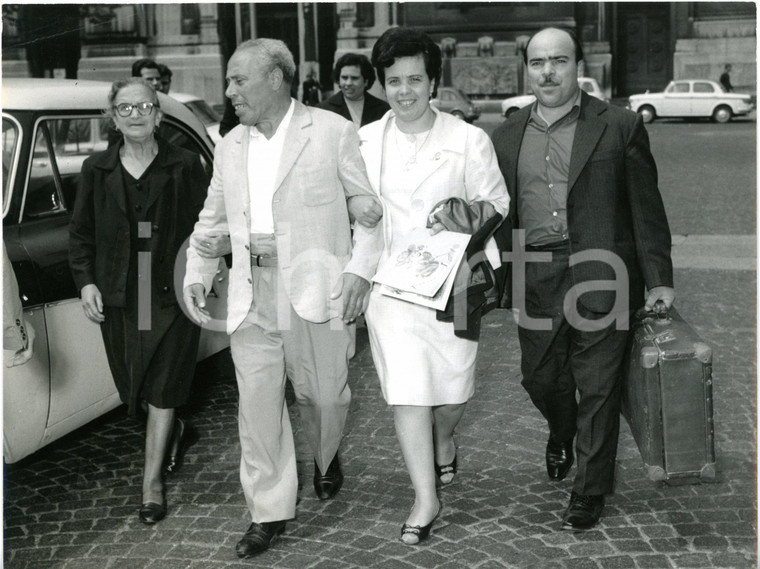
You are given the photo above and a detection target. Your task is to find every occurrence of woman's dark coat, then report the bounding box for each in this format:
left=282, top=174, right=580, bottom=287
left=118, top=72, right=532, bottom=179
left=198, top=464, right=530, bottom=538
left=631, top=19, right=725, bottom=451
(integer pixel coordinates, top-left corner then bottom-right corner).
left=69, top=137, right=208, bottom=308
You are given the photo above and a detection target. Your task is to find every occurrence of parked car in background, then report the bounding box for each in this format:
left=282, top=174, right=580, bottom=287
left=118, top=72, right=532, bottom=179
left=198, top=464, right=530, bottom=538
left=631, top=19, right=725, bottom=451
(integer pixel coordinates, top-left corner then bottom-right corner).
left=2, top=78, right=228, bottom=464
left=501, top=77, right=606, bottom=118
left=627, top=79, right=754, bottom=124
left=431, top=87, right=481, bottom=122
left=170, top=91, right=222, bottom=143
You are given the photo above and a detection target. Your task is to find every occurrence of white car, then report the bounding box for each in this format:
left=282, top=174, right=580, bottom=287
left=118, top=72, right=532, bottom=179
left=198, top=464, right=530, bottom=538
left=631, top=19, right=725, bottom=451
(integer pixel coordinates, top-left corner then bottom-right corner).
left=2, top=79, right=228, bottom=464
left=627, top=79, right=754, bottom=124
left=501, top=77, right=606, bottom=118
left=170, top=91, right=222, bottom=143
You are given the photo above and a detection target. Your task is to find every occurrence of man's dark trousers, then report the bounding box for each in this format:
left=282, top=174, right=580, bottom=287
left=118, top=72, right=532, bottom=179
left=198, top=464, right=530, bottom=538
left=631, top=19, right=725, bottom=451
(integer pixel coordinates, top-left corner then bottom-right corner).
left=518, top=241, right=630, bottom=496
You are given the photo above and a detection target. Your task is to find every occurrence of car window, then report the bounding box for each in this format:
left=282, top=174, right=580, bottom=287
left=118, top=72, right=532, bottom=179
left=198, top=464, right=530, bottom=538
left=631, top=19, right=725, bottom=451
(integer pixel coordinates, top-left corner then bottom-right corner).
left=184, top=100, right=221, bottom=126
left=22, top=116, right=212, bottom=220
left=2, top=117, right=20, bottom=215
left=670, top=83, right=690, bottom=94
left=160, top=119, right=213, bottom=178
left=24, top=117, right=109, bottom=220
left=693, top=82, right=715, bottom=94
left=455, top=89, right=471, bottom=102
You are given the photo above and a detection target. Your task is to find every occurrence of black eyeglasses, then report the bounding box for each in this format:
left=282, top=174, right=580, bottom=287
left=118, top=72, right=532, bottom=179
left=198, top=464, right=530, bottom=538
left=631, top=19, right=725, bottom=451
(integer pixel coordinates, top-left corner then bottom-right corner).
left=113, top=102, right=156, bottom=117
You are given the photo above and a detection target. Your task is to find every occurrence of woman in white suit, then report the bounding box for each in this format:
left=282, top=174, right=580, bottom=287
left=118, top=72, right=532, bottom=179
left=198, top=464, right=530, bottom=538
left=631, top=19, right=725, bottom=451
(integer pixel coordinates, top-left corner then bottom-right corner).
left=358, top=27, right=509, bottom=544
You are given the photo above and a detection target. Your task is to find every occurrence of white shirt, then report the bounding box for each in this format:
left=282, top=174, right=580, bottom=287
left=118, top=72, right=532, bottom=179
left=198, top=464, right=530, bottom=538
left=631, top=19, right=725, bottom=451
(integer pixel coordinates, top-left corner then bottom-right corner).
left=247, top=100, right=295, bottom=234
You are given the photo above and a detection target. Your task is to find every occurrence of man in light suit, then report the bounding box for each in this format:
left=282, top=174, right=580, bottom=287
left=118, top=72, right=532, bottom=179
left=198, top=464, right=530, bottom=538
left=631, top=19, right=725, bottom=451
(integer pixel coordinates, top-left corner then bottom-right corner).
left=183, top=38, right=381, bottom=558
left=492, top=28, right=674, bottom=531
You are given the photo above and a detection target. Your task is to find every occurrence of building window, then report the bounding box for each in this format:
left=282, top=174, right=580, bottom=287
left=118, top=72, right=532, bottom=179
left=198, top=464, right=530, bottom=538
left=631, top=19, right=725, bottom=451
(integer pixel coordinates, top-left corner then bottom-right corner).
left=180, top=4, right=200, bottom=35
left=355, top=3, right=375, bottom=28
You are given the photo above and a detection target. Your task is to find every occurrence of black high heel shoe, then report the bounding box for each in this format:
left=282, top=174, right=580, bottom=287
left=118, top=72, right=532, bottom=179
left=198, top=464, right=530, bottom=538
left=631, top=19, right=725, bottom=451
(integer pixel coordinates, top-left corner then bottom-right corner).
left=435, top=454, right=457, bottom=485
left=139, top=486, right=167, bottom=525
left=164, top=418, right=199, bottom=474
left=400, top=506, right=441, bottom=545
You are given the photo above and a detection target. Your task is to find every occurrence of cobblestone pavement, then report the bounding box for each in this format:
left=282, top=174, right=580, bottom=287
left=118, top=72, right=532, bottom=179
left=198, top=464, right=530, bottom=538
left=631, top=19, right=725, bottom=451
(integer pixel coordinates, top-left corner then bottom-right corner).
left=3, top=264, right=756, bottom=568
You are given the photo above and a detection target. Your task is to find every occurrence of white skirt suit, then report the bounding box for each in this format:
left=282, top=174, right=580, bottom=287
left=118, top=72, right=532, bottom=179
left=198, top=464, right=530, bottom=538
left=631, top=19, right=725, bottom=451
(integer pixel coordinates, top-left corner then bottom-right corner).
left=359, top=108, right=509, bottom=406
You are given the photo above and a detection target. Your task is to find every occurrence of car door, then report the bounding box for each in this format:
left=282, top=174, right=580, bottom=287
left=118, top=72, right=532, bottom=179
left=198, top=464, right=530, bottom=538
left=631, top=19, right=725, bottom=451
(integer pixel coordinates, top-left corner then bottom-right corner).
left=3, top=114, right=55, bottom=463
left=18, top=114, right=121, bottom=440
left=691, top=81, right=718, bottom=117
left=661, top=81, right=691, bottom=117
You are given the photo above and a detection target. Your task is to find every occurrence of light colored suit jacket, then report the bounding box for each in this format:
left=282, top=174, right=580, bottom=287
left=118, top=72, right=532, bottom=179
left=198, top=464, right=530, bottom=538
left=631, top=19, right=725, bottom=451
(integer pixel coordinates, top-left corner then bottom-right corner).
left=185, top=100, right=382, bottom=334
left=358, top=107, right=510, bottom=257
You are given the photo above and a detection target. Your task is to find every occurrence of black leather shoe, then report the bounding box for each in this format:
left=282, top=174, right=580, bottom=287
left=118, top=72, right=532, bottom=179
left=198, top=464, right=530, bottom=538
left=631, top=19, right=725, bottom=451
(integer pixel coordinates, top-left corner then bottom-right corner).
left=139, top=492, right=167, bottom=525
left=314, top=455, right=344, bottom=500
left=235, top=521, right=286, bottom=558
left=561, top=492, right=604, bottom=531
left=165, top=418, right=199, bottom=475
left=546, top=438, right=574, bottom=481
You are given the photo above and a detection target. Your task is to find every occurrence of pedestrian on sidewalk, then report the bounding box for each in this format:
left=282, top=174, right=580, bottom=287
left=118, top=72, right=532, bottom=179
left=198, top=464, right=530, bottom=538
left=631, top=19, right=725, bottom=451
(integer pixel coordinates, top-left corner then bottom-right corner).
left=69, top=78, right=208, bottom=526
left=301, top=69, right=322, bottom=106
left=491, top=27, right=674, bottom=531
left=182, top=38, right=382, bottom=559
left=357, top=26, right=509, bottom=545
left=720, top=63, right=734, bottom=92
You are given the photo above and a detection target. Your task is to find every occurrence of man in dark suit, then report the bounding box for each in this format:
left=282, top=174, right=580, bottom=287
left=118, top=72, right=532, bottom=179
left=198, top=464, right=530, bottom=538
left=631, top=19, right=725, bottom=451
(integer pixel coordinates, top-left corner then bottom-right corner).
left=318, top=53, right=389, bottom=129
left=492, top=27, right=674, bottom=531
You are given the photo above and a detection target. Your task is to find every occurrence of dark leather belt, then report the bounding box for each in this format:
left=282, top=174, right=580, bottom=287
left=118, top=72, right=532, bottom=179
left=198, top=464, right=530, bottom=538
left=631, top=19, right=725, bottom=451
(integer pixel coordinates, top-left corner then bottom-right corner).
left=250, top=253, right=278, bottom=267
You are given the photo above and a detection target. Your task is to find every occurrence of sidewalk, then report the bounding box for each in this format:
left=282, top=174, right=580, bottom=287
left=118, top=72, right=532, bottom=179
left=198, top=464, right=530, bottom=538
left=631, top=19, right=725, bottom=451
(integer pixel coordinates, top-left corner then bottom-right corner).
left=3, top=258, right=756, bottom=568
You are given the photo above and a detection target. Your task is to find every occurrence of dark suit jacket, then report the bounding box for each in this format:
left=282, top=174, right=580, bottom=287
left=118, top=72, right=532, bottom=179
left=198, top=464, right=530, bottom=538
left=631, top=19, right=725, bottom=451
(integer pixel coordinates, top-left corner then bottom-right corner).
left=69, top=137, right=209, bottom=308
left=317, top=91, right=390, bottom=127
left=491, top=91, right=673, bottom=313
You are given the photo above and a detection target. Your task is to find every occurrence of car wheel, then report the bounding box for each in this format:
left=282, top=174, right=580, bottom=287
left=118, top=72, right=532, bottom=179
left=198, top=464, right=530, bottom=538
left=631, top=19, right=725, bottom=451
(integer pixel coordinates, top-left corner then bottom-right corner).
left=712, top=105, right=732, bottom=123
left=504, top=107, right=519, bottom=118
left=451, top=110, right=465, bottom=120
left=638, top=105, right=655, bottom=124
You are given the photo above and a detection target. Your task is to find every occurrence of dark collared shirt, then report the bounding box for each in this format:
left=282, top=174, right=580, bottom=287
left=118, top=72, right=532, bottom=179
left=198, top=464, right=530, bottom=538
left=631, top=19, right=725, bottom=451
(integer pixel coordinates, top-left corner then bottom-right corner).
left=517, top=92, right=581, bottom=246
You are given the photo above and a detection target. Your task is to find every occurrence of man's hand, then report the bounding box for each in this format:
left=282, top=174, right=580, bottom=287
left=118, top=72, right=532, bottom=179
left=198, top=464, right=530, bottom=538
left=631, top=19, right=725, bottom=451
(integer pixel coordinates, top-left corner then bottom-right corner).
left=81, top=283, right=105, bottom=323
left=330, top=273, right=371, bottom=323
left=183, top=283, right=210, bottom=325
left=644, top=286, right=675, bottom=312
left=195, top=234, right=232, bottom=259
left=347, top=195, right=383, bottom=228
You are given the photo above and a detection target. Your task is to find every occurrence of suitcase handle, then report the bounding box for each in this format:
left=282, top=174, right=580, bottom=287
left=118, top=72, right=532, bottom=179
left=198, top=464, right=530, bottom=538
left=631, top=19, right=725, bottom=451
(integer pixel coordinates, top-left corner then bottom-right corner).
left=635, top=300, right=669, bottom=321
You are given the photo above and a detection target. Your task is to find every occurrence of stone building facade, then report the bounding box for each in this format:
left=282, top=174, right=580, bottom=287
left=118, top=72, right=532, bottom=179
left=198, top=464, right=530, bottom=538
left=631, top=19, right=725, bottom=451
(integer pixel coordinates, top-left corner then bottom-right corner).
left=2, top=2, right=755, bottom=107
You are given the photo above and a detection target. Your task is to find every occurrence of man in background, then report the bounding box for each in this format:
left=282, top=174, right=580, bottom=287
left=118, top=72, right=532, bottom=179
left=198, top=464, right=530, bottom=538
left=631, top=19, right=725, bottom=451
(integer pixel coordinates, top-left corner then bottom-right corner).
left=157, top=63, right=173, bottom=94
left=131, top=58, right=162, bottom=91
left=719, top=63, right=734, bottom=92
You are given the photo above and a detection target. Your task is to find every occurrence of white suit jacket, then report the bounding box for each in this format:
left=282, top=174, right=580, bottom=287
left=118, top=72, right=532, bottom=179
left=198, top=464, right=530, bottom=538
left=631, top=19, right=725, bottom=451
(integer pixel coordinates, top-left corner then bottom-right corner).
left=185, top=100, right=382, bottom=334
left=358, top=107, right=510, bottom=257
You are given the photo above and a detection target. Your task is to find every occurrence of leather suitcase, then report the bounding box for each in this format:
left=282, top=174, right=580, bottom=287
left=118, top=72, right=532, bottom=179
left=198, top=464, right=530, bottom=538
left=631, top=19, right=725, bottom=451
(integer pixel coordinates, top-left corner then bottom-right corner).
left=621, top=304, right=716, bottom=484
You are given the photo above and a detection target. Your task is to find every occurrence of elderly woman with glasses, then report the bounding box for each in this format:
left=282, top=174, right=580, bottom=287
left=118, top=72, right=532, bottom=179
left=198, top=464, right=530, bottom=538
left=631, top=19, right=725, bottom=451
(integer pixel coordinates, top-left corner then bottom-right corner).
left=69, top=78, right=209, bottom=524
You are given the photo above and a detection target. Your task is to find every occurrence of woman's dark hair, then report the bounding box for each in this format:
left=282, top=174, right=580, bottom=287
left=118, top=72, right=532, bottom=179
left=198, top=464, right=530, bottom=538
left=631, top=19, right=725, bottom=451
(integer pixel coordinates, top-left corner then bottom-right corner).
left=522, top=27, right=584, bottom=65
left=371, top=27, right=442, bottom=98
left=333, top=53, right=376, bottom=90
